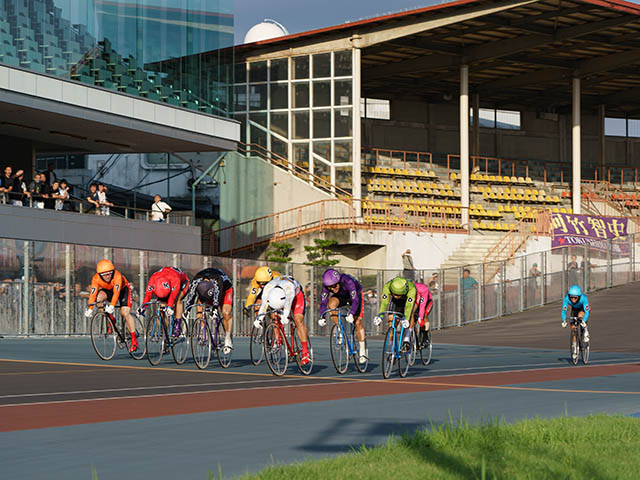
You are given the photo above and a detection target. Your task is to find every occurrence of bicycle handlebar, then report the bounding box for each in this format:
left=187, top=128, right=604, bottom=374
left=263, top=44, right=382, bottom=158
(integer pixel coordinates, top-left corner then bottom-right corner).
left=378, top=311, right=406, bottom=320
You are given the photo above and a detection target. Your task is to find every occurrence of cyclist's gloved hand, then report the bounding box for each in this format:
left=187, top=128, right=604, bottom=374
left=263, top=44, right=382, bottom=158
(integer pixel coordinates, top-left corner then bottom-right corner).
left=136, top=306, right=146, bottom=316
left=166, top=307, right=174, bottom=317
left=373, top=315, right=382, bottom=326
left=318, top=318, right=327, bottom=327
left=253, top=318, right=262, bottom=329
left=561, top=321, right=567, bottom=328
left=84, top=308, right=93, bottom=318
left=346, top=314, right=354, bottom=324
left=281, top=316, right=290, bottom=325
left=401, top=319, right=410, bottom=329
left=105, top=304, right=115, bottom=315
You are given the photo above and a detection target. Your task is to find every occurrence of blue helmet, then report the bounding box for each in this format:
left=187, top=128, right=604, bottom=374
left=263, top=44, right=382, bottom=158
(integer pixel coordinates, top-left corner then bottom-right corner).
left=568, top=285, right=582, bottom=297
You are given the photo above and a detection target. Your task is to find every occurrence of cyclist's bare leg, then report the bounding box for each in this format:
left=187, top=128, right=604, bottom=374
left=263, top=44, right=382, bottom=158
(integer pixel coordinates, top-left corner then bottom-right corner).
left=354, top=317, right=365, bottom=342
left=121, top=306, right=136, bottom=333
left=222, top=304, right=232, bottom=334
left=175, top=290, right=186, bottom=320
left=293, top=313, right=308, bottom=343
left=327, top=296, right=340, bottom=324
left=95, top=290, right=108, bottom=307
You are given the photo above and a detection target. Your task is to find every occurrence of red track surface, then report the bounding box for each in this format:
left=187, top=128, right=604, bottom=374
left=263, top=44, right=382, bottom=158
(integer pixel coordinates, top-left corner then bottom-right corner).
left=2, top=362, right=639, bottom=433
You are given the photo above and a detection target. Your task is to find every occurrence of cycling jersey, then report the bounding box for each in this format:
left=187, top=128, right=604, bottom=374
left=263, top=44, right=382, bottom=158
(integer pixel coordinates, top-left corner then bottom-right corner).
left=142, top=267, right=189, bottom=309
left=185, top=268, right=232, bottom=309
left=414, top=282, right=434, bottom=325
left=245, top=270, right=282, bottom=308
left=258, top=276, right=305, bottom=321
left=562, top=293, right=590, bottom=322
left=88, top=270, right=130, bottom=308
left=378, top=278, right=417, bottom=320
left=319, top=273, right=363, bottom=318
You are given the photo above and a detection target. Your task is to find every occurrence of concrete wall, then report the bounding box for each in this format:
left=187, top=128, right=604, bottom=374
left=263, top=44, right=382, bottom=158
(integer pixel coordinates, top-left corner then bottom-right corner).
left=0, top=205, right=201, bottom=254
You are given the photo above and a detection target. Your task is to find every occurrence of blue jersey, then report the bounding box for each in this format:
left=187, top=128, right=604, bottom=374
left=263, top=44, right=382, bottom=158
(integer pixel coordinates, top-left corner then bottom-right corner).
left=561, top=293, right=590, bottom=322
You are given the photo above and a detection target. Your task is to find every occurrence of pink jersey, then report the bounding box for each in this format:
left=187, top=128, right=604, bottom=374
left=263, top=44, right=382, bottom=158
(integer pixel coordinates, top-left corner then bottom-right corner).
left=414, top=282, right=433, bottom=323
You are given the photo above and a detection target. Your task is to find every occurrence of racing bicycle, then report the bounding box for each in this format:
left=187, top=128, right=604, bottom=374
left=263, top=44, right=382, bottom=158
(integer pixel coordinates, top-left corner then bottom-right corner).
left=89, top=301, right=146, bottom=361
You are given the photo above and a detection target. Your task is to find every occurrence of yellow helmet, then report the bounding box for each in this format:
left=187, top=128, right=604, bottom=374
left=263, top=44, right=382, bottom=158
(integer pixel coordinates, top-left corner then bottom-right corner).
left=97, top=259, right=115, bottom=274
left=255, top=266, right=274, bottom=284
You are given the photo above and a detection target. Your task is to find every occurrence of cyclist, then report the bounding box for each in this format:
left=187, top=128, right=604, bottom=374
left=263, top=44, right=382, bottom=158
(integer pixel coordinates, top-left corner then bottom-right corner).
left=374, top=276, right=417, bottom=351
left=245, top=266, right=281, bottom=312
left=561, top=284, right=590, bottom=343
left=414, top=281, right=434, bottom=348
left=185, top=268, right=234, bottom=353
left=257, top=275, right=311, bottom=365
left=317, top=268, right=366, bottom=364
left=138, top=267, right=189, bottom=336
left=85, top=259, right=138, bottom=352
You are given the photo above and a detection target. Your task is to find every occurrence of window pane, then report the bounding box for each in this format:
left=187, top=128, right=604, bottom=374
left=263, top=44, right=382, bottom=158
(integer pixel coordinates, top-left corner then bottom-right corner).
left=334, top=50, right=352, bottom=77
left=249, top=112, right=267, bottom=128
left=270, top=83, right=288, bottom=110
left=249, top=61, right=267, bottom=83
left=313, top=110, right=331, bottom=138
left=271, top=112, right=288, bottom=138
left=313, top=53, right=331, bottom=78
left=334, top=80, right=352, bottom=106
left=249, top=84, right=267, bottom=110
left=293, top=111, right=309, bottom=139
left=496, top=110, right=520, bottom=130
left=293, top=82, right=309, bottom=108
left=628, top=119, right=640, bottom=138
left=234, top=63, right=246, bottom=84
left=293, top=56, right=309, bottom=79
left=233, top=85, right=247, bottom=111
left=271, top=136, right=287, bottom=160
left=334, top=109, right=352, bottom=137
left=270, top=58, right=288, bottom=82
left=234, top=114, right=246, bottom=142
left=605, top=117, right=626, bottom=137
left=313, top=141, right=331, bottom=162
left=335, top=165, right=353, bottom=191
left=334, top=140, right=352, bottom=163
left=250, top=124, right=267, bottom=147
left=294, top=143, right=310, bottom=171
left=474, top=108, right=495, bottom=128
left=313, top=81, right=331, bottom=107
left=364, top=98, right=390, bottom=120
left=313, top=157, right=330, bottom=185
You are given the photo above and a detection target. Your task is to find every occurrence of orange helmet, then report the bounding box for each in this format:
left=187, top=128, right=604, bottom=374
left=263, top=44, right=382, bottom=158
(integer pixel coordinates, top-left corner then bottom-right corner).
left=97, top=259, right=115, bottom=274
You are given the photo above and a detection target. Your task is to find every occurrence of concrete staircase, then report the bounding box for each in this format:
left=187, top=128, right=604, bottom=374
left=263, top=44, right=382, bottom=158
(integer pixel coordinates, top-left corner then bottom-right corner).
left=440, top=232, right=504, bottom=278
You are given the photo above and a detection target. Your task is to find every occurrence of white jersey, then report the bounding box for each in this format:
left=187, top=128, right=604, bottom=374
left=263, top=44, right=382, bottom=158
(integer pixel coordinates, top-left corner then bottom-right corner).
left=258, top=276, right=303, bottom=322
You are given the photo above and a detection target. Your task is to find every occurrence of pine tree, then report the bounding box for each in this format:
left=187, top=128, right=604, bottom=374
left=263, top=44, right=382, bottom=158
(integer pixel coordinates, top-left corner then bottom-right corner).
left=304, top=239, right=340, bottom=266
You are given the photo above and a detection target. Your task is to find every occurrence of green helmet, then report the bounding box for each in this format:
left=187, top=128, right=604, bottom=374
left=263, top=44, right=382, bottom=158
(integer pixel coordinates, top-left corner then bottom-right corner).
left=390, top=277, right=409, bottom=296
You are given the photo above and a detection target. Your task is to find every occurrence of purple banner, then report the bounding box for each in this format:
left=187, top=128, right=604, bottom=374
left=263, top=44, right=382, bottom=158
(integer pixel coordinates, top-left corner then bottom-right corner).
left=551, top=213, right=628, bottom=249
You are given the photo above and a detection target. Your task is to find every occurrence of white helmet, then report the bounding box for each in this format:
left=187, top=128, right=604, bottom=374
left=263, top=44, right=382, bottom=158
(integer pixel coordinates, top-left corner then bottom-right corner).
left=266, top=286, right=287, bottom=311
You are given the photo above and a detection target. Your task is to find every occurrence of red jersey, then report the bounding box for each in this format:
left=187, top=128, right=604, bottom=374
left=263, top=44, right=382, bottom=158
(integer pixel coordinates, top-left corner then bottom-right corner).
left=142, top=267, right=189, bottom=308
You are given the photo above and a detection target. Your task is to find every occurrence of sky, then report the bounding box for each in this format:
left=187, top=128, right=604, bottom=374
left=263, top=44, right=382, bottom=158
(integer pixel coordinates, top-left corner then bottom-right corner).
left=234, top=0, right=441, bottom=44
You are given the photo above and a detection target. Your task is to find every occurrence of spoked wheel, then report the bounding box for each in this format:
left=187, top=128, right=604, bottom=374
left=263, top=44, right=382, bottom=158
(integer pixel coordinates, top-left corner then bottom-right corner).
left=250, top=321, right=265, bottom=366
left=90, top=312, right=117, bottom=361
left=580, top=329, right=590, bottom=365
left=146, top=314, right=166, bottom=366
left=264, top=322, right=288, bottom=376
left=215, top=320, right=232, bottom=368
left=398, top=329, right=412, bottom=378
left=330, top=323, right=349, bottom=374
left=382, top=326, right=395, bottom=379
left=294, top=331, right=313, bottom=376
left=408, top=327, right=418, bottom=367
left=170, top=318, right=190, bottom=365
left=126, top=315, right=146, bottom=360
left=191, top=318, right=212, bottom=370
left=353, top=337, right=369, bottom=374
left=419, top=329, right=433, bottom=366
left=570, top=335, right=579, bottom=366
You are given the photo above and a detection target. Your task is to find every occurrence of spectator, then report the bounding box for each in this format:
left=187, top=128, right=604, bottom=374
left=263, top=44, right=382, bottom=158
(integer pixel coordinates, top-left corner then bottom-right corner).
left=0, top=165, right=13, bottom=202
left=428, top=272, right=440, bottom=292
left=84, top=183, right=100, bottom=213
left=567, top=254, right=580, bottom=287
left=28, top=173, right=47, bottom=209
left=44, top=162, right=57, bottom=187
left=58, top=180, right=71, bottom=211
left=97, top=183, right=113, bottom=216
left=528, top=262, right=541, bottom=304
left=402, top=249, right=416, bottom=281
left=460, top=268, right=479, bottom=322
left=10, top=170, right=29, bottom=206
left=48, top=181, right=65, bottom=210
left=151, top=194, right=172, bottom=222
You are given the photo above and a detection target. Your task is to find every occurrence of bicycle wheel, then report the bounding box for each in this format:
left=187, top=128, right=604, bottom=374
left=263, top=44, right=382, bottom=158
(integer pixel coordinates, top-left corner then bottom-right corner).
left=353, top=337, right=369, bottom=374
left=191, top=318, right=212, bottom=370
left=408, top=327, right=417, bottom=367
left=330, top=323, right=349, bottom=374
left=419, top=329, right=433, bottom=366
left=570, top=331, right=579, bottom=366
left=294, top=331, right=313, bottom=376
left=125, top=315, right=146, bottom=360
left=214, top=320, right=232, bottom=368
left=398, top=329, right=412, bottom=378
left=170, top=318, right=190, bottom=365
left=146, top=314, right=165, bottom=366
left=90, top=312, right=117, bottom=361
left=250, top=322, right=265, bottom=366
left=580, top=328, right=590, bottom=365
left=382, top=326, right=395, bottom=379
left=264, top=322, right=288, bottom=376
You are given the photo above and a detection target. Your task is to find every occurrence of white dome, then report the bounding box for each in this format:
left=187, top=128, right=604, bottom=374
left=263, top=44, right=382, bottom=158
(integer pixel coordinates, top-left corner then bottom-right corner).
left=243, top=19, right=289, bottom=44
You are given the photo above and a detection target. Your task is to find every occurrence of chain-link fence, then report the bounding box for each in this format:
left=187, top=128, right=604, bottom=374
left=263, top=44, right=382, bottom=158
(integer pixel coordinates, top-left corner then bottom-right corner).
left=0, top=233, right=638, bottom=336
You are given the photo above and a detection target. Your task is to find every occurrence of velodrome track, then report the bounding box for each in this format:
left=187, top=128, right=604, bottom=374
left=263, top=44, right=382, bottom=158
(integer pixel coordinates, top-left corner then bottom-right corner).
left=1, top=282, right=639, bottom=479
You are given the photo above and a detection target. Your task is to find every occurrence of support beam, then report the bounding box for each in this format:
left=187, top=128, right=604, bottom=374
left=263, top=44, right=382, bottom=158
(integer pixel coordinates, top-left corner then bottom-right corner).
left=572, top=77, right=581, bottom=214
left=460, top=65, right=470, bottom=226
left=599, top=104, right=606, bottom=181
left=352, top=47, right=363, bottom=205
left=472, top=92, right=480, bottom=159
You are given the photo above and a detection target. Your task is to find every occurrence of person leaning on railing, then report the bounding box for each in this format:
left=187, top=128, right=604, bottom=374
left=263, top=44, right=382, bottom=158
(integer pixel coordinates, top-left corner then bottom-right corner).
left=28, top=173, right=48, bottom=209
left=9, top=170, right=30, bottom=206
left=0, top=165, right=13, bottom=203
left=151, top=194, right=172, bottom=222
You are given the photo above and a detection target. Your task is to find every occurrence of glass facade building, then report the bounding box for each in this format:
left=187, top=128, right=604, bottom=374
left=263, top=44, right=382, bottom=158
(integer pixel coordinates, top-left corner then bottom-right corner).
left=233, top=51, right=356, bottom=192
left=0, top=0, right=234, bottom=115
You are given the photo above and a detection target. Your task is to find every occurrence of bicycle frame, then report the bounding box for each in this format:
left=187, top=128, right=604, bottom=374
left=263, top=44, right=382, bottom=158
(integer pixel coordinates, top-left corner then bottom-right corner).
left=143, top=301, right=183, bottom=346
left=187, top=303, right=223, bottom=349
left=90, top=301, right=127, bottom=343
left=322, top=307, right=356, bottom=356
left=380, top=310, right=409, bottom=359
left=267, top=310, right=301, bottom=357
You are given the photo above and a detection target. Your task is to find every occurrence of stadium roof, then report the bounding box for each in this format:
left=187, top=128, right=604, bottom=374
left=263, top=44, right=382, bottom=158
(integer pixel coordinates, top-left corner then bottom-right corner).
left=234, top=0, right=640, bottom=115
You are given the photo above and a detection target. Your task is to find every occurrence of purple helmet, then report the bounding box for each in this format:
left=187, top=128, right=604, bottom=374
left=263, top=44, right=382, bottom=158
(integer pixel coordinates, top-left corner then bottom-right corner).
left=322, top=268, right=341, bottom=287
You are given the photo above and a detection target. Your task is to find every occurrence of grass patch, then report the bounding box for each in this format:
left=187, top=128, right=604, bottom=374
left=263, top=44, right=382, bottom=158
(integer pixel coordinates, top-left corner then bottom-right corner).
left=238, top=414, right=640, bottom=479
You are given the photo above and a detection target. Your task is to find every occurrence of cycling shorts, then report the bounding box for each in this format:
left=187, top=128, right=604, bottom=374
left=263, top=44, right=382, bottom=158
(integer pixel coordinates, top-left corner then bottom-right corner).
left=414, top=297, right=433, bottom=325
left=334, top=291, right=363, bottom=319
left=292, top=290, right=306, bottom=317
left=102, top=285, right=132, bottom=308
left=223, top=287, right=233, bottom=307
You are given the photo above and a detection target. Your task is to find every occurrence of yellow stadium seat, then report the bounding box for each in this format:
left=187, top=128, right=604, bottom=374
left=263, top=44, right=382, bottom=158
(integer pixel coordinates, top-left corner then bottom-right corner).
left=560, top=208, right=567, bottom=213
left=525, top=177, right=532, bottom=184
left=517, top=176, right=525, bottom=183
left=489, top=175, right=496, bottom=182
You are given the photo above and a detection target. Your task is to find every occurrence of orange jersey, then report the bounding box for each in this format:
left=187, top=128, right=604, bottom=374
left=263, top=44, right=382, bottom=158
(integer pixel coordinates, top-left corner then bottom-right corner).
left=88, top=270, right=129, bottom=307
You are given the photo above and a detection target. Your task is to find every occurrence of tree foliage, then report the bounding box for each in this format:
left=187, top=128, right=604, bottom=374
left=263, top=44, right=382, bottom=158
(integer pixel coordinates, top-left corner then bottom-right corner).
left=304, top=239, right=340, bottom=266
left=266, top=242, right=293, bottom=263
